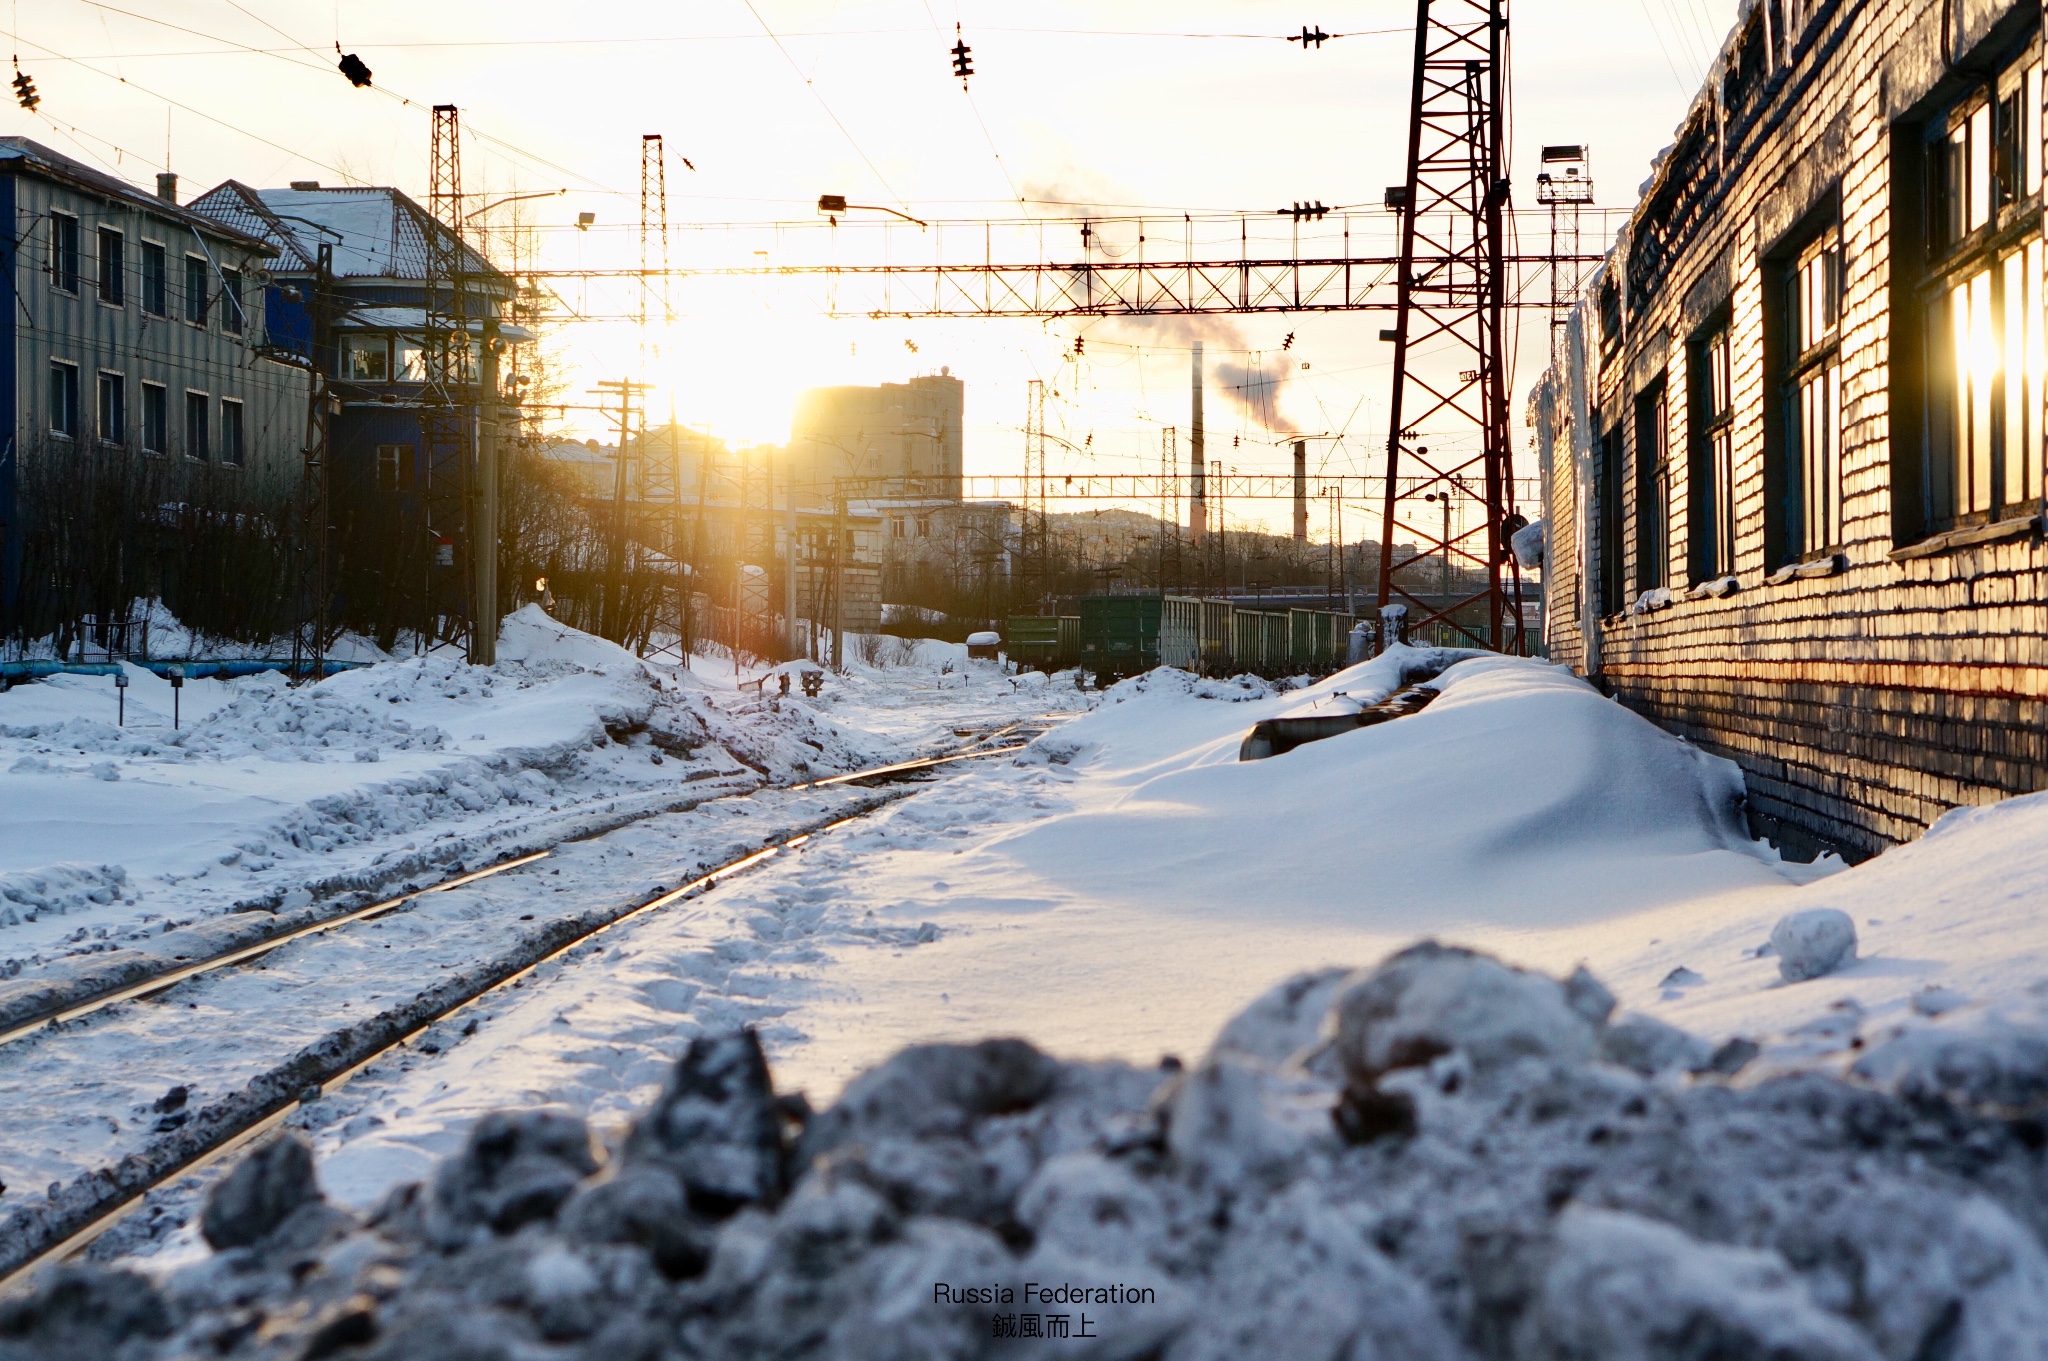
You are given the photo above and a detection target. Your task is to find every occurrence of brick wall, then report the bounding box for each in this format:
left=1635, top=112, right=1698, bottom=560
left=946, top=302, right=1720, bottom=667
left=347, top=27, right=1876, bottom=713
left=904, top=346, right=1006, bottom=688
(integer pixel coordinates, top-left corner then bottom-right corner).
left=1537, top=0, right=2048, bottom=860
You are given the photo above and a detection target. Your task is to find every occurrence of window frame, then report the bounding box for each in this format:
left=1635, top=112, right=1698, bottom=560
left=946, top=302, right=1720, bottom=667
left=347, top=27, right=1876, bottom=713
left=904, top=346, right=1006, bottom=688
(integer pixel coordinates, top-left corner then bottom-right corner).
left=1598, top=421, right=1626, bottom=617
left=140, top=239, right=167, bottom=317
left=96, top=226, right=125, bottom=307
left=343, top=333, right=393, bottom=383
left=1911, top=47, right=2045, bottom=538
left=1633, top=377, right=1671, bottom=593
left=139, top=381, right=167, bottom=455
left=219, top=266, right=245, bottom=335
left=96, top=370, right=126, bottom=445
left=48, top=360, right=79, bottom=439
left=1687, top=310, right=1738, bottom=582
left=375, top=443, right=416, bottom=492
left=219, top=397, right=245, bottom=467
left=49, top=212, right=79, bottom=294
left=184, top=388, right=210, bottom=462
left=183, top=254, right=210, bottom=327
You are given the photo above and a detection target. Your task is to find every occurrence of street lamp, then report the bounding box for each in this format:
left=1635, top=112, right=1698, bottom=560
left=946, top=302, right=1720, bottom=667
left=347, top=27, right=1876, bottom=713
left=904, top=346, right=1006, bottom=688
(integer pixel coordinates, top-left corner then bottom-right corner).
left=817, top=194, right=928, bottom=228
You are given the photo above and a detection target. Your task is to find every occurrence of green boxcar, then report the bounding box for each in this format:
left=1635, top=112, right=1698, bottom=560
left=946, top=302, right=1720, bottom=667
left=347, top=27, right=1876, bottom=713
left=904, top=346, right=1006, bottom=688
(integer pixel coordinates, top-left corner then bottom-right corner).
left=1079, top=596, right=1162, bottom=681
left=1006, top=616, right=1058, bottom=670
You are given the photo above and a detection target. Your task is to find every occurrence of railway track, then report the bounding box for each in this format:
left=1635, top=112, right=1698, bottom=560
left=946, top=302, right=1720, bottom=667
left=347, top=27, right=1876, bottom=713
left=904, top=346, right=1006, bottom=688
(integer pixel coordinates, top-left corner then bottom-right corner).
left=0, top=713, right=1068, bottom=1290
left=0, top=716, right=1055, bottom=1052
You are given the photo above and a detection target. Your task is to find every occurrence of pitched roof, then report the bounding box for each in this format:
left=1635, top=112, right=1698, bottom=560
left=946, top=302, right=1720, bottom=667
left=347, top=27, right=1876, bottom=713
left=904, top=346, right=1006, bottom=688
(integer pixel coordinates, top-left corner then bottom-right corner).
left=186, top=181, right=505, bottom=288
left=0, top=138, right=270, bottom=250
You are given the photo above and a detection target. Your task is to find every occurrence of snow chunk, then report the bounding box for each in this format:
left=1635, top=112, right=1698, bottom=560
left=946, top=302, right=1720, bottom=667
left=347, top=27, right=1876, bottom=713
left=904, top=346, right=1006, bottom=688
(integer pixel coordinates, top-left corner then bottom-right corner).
left=1531, top=1207, right=1880, bottom=1360
left=1332, top=941, right=1599, bottom=1085
left=1772, top=907, right=1858, bottom=982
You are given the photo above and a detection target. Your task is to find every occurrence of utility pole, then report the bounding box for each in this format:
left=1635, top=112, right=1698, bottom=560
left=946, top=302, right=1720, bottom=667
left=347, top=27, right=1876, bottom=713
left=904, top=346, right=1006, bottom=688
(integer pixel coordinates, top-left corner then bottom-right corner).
left=472, top=317, right=501, bottom=665
left=1189, top=342, right=1206, bottom=554
left=593, top=378, right=652, bottom=643
left=785, top=452, right=798, bottom=660
left=299, top=241, right=335, bottom=680
left=423, top=103, right=471, bottom=656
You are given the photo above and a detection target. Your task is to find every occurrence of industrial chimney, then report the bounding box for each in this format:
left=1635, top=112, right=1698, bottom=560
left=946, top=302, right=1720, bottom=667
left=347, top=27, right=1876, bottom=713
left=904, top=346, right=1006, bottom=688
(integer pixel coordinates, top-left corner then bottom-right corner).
left=1292, top=439, right=1308, bottom=541
left=155, top=172, right=177, bottom=204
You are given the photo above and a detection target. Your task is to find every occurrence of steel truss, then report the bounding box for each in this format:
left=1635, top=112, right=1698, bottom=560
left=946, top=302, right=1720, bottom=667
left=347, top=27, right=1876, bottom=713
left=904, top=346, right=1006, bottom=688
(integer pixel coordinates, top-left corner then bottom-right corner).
left=1376, top=0, right=1524, bottom=652
left=509, top=252, right=1595, bottom=319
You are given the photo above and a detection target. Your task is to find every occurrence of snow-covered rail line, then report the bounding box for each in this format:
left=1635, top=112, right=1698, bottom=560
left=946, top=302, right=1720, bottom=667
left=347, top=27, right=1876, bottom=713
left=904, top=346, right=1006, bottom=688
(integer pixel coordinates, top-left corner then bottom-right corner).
left=0, top=735, right=1047, bottom=1291
left=0, top=720, right=1053, bottom=1050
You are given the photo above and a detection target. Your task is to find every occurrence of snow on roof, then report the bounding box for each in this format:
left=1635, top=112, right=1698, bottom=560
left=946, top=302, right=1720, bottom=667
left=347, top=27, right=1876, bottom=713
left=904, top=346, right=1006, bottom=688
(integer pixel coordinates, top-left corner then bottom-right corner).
left=186, top=180, right=505, bottom=288
left=0, top=138, right=270, bottom=251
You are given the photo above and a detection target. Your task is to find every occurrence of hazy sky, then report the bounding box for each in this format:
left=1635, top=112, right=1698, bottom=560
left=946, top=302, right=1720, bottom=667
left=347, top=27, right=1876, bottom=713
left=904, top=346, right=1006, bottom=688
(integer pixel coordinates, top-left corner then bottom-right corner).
left=9, top=0, right=1735, bottom=532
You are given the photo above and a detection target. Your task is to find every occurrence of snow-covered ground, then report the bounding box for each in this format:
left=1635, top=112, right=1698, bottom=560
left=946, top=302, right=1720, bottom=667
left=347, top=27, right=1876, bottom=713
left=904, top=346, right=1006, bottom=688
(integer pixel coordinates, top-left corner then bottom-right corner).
left=16, top=638, right=2048, bottom=1359
left=0, top=610, right=1068, bottom=1258
left=51, top=639, right=2047, bottom=1280
left=0, top=607, right=1047, bottom=982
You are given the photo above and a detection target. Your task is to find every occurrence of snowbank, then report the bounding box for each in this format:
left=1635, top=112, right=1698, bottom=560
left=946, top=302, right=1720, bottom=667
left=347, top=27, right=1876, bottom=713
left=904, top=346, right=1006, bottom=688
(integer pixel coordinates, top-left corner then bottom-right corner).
left=27, top=944, right=2048, bottom=1360
left=0, top=607, right=954, bottom=977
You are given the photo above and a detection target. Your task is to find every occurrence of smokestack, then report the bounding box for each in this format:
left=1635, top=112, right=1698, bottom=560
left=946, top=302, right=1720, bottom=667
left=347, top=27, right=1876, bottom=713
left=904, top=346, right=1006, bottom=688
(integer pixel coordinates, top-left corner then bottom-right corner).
left=1292, top=439, right=1308, bottom=541
left=1189, top=341, right=1206, bottom=544
left=156, top=172, right=178, bottom=204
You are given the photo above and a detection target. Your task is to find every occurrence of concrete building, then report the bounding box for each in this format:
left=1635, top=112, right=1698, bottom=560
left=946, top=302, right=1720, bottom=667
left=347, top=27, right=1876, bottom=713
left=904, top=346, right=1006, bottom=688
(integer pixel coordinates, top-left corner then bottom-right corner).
left=1532, top=0, right=2048, bottom=858
left=0, top=140, right=305, bottom=619
left=788, top=370, right=964, bottom=501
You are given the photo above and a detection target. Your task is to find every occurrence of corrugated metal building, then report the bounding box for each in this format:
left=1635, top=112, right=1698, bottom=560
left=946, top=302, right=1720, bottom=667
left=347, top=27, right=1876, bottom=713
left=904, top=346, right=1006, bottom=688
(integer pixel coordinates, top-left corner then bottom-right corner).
left=0, top=141, right=304, bottom=619
left=1532, top=0, right=2048, bottom=858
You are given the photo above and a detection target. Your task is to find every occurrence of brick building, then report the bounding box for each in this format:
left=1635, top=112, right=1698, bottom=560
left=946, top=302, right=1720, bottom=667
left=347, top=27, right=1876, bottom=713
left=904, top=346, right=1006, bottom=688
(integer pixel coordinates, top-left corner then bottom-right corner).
left=1533, top=0, right=2048, bottom=859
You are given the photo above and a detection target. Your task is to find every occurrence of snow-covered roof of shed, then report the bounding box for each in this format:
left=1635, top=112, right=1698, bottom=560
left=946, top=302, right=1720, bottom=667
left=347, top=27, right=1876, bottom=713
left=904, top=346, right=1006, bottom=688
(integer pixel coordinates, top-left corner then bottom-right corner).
left=0, top=138, right=270, bottom=251
left=186, top=181, right=505, bottom=289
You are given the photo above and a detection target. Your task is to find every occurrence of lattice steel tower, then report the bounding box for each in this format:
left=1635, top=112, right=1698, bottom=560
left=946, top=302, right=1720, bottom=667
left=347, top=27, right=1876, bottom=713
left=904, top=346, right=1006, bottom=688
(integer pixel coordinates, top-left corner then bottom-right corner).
left=422, top=104, right=477, bottom=654
left=1375, top=0, right=1525, bottom=653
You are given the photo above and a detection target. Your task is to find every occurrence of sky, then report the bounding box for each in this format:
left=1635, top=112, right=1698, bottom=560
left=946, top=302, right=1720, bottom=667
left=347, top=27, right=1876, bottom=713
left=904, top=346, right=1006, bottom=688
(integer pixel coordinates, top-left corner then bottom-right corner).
left=5, top=0, right=1737, bottom=534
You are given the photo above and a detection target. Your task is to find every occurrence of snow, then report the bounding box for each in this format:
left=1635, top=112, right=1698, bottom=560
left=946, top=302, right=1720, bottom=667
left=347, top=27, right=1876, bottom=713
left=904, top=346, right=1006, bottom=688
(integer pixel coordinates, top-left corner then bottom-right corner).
left=21, top=615, right=2048, bottom=1360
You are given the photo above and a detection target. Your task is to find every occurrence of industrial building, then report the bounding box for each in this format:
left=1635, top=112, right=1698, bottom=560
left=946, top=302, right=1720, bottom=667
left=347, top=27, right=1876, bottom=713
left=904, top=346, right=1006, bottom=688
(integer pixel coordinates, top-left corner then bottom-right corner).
left=1533, top=0, right=2048, bottom=858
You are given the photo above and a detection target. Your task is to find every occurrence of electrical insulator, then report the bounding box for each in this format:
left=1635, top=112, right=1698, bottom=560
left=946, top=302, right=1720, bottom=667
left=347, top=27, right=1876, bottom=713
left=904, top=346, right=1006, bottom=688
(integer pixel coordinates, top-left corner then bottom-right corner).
left=1282, top=332, right=1295, bottom=350
left=950, top=26, right=974, bottom=83
left=336, top=51, right=373, bottom=88
left=11, top=61, right=38, bottom=112
left=1073, top=336, right=1084, bottom=355
left=1289, top=26, right=1331, bottom=49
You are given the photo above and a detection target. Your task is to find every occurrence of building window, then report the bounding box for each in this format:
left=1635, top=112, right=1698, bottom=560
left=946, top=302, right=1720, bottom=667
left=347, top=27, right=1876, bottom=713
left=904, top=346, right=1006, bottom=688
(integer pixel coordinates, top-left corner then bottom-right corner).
left=185, top=390, right=209, bottom=461
left=184, top=255, right=209, bottom=325
left=141, top=241, right=167, bottom=316
left=97, top=372, right=125, bottom=444
left=220, top=267, right=244, bottom=334
left=1915, top=50, right=2044, bottom=535
left=219, top=399, right=245, bottom=466
left=97, top=227, right=124, bottom=306
left=1787, top=229, right=1843, bottom=556
left=397, top=337, right=427, bottom=382
left=376, top=444, right=415, bottom=492
left=140, top=382, right=167, bottom=454
left=48, top=361, right=79, bottom=438
left=1634, top=378, right=1669, bottom=591
left=1598, top=422, right=1625, bottom=616
left=344, top=334, right=390, bottom=382
left=50, top=212, right=78, bottom=293
left=1688, top=316, right=1737, bottom=580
